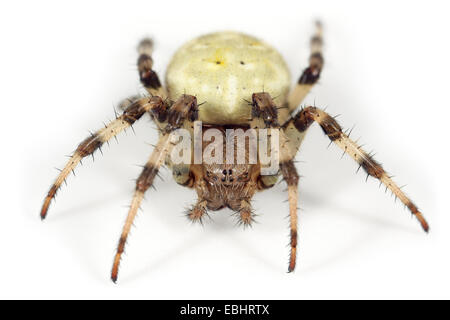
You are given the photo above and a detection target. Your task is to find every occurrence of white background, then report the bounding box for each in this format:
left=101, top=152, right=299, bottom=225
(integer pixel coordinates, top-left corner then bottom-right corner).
left=0, top=0, right=448, bottom=299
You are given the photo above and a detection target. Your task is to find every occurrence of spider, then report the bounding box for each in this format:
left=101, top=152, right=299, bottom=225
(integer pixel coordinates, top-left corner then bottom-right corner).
left=41, top=22, right=429, bottom=283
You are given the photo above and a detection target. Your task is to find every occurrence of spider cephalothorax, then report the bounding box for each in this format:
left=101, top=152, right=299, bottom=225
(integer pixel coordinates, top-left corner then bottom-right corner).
left=41, top=22, right=429, bottom=283
left=188, top=126, right=261, bottom=221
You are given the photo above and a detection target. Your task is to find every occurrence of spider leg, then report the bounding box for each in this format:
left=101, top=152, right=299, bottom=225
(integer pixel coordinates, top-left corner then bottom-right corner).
left=137, top=38, right=168, bottom=99
left=111, top=133, right=175, bottom=283
left=288, top=106, right=429, bottom=232
left=237, top=200, right=256, bottom=228
left=280, top=161, right=299, bottom=272
left=251, top=92, right=300, bottom=270
left=117, top=95, right=141, bottom=111
left=250, top=92, right=280, bottom=129
left=186, top=200, right=208, bottom=224
left=111, top=94, right=199, bottom=283
left=40, top=96, right=168, bottom=220
left=286, top=21, right=324, bottom=114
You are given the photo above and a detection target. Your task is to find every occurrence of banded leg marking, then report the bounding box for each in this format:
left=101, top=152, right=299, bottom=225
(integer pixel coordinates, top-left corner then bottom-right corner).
left=292, top=106, right=429, bottom=232
left=137, top=38, right=168, bottom=99
left=117, top=95, right=141, bottom=111
left=111, top=134, right=175, bottom=283
left=251, top=92, right=280, bottom=128
left=280, top=161, right=300, bottom=272
left=287, top=21, right=324, bottom=113
left=40, top=96, right=166, bottom=220
left=111, top=94, right=199, bottom=282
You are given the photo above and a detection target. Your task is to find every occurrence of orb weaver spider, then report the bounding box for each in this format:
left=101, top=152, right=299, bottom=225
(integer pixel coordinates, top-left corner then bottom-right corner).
left=41, top=22, right=429, bottom=283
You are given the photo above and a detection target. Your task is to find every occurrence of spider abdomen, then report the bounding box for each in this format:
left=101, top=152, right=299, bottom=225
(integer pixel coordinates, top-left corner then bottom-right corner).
left=166, top=32, right=291, bottom=125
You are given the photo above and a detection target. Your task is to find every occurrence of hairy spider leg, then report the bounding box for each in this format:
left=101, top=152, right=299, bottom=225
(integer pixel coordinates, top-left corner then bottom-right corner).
left=40, top=96, right=168, bottom=220
left=111, top=134, right=175, bottom=283
left=289, top=106, right=429, bottom=232
left=111, top=94, right=199, bottom=283
left=137, top=38, right=168, bottom=99
left=284, top=21, right=324, bottom=120
left=251, top=92, right=301, bottom=272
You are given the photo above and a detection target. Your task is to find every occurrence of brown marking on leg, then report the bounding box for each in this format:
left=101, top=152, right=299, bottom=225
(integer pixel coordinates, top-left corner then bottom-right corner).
left=137, top=38, right=167, bottom=99
left=167, top=94, right=198, bottom=129
left=279, top=117, right=309, bottom=163
left=294, top=106, right=429, bottom=232
left=111, top=191, right=145, bottom=283
left=117, top=94, right=168, bottom=126
left=41, top=153, right=82, bottom=220
left=111, top=134, right=175, bottom=283
left=251, top=92, right=279, bottom=128
left=280, top=160, right=299, bottom=272
left=360, top=154, right=428, bottom=231
left=112, top=163, right=161, bottom=282
left=140, top=69, right=162, bottom=90
left=294, top=106, right=342, bottom=140
left=360, top=155, right=385, bottom=179
left=313, top=108, right=342, bottom=141
left=122, top=101, right=149, bottom=124
left=138, top=53, right=161, bottom=90
left=280, top=160, right=299, bottom=186
left=76, top=134, right=103, bottom=157
left=298, top=52, right=324, bottom=85
left=40, top=97, right=163, bottom=220
left=292, top=107, right=315, bottom=132
left=117, top=95, right=140, bottom=111
left=289, top=229, right=297, bottom=272
left=136, top=165, right=159, bottom=192
left=286, top=21, right=324, bottom=115
left=406, top=201, right=429, bottom=232
left=148, top=99, right=169, bottom=123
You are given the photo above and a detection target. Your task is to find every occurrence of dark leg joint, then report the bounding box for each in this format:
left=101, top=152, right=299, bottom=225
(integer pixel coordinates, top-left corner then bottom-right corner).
left=148, top=97, right=169, bottom=123
left=117, top=236, right=126, bottom=254
left=167, top=94, right=198, bottom=129
left=298, top=66, right=321, bottom=85
left=138, top=53, right=162, bottom=90
left=252, top=92, right=279, bottom=127
left=360, top=157, right=385, bottom=179
left=316, top=112, right=343, bottom=141
left=280, top=161, right=299, bottom=186
left=123, top=100, right=149, bottom=124
left=290, top=230, right=298, bottom=247
left=293, top=108, right=315, bottom=132
left=76, top=134, right=103, bottom=157
left=298, top=53, right=324, bottom=85
left=136, top=165, right=158, bottom=192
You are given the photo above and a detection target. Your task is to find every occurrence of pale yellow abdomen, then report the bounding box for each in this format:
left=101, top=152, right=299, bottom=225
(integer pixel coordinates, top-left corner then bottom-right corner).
left=166, top=32, right=291, bottom=124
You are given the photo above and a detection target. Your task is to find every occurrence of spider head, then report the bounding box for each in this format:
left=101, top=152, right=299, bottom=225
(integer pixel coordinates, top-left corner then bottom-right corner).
left=204, top=163, right=252, bottom=188
left=199, top=163, right=258, bottom=210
